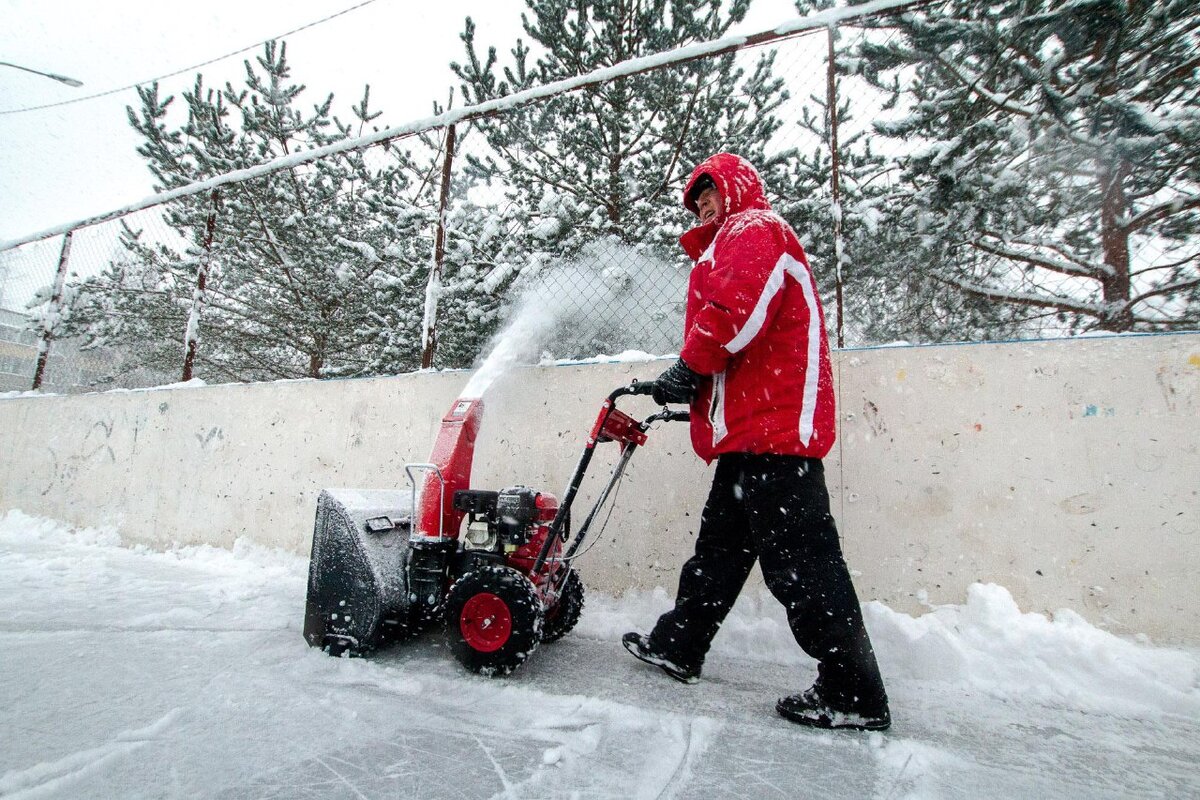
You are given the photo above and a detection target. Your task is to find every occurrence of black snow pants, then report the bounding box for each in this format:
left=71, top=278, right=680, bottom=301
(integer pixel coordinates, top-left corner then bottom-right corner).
left=649, top=452, right=888, bottom=714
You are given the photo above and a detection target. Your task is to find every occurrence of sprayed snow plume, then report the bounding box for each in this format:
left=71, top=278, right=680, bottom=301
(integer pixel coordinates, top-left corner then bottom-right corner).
left=462, top=240, right=686, bottom=398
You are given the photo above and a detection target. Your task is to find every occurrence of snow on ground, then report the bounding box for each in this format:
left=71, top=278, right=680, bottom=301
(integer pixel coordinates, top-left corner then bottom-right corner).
left=0, top=509, right=1197, bottom=800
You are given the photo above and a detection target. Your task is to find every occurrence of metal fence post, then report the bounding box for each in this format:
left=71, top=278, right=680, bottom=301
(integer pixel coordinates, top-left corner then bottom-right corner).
left=827, top=25, right=845, bottom=350
left=30, top=230, right=74, bottom=390
left=182, top=189, right=220, bottom=382
left=422, top=124, right=458, bottom=370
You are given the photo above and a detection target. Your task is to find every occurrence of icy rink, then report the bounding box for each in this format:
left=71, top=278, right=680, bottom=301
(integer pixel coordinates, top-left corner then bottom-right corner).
left=0, top=511, right=1197, bottom=800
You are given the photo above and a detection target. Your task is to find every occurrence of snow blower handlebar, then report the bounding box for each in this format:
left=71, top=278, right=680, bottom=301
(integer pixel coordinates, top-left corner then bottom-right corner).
left=614, top=378, right=690, bottom=427
left=530, top=380, right=689, bottom=577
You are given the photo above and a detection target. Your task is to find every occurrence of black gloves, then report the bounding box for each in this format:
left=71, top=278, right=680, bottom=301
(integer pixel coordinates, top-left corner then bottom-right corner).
left=652, top=358, right=700, bottom=405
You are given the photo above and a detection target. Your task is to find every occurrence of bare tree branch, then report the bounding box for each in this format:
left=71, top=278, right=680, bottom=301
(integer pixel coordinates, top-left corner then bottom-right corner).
left=972, top=238, right=1107, bottom=279
left=1129, top=276, right=1200, bottom=306
left=937, top=273, right=1101, bottom=317
left=1123, top=194, right=1200, bottom=233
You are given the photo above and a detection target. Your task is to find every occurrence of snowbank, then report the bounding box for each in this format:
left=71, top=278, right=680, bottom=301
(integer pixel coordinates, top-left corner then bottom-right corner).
left=864, top=586, right=1200, bottom=718
left=581, top=584, right=1200, bottom=720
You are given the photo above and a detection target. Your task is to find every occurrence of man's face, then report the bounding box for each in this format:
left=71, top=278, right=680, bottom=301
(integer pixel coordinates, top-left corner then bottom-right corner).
left=696, top=186, right=722, bottom=225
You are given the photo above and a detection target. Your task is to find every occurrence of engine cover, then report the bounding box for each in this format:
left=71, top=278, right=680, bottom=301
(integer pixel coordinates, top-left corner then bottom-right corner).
left=496, top=486, right=539, bottom=545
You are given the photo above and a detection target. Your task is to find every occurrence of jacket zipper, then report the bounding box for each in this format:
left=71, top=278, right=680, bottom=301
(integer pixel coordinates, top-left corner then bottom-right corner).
left=709, top=371, right=728, bottom=446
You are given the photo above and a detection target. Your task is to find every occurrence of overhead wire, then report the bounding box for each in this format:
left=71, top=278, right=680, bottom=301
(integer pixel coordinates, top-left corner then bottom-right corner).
left=0, top=0, right=382, bottom=116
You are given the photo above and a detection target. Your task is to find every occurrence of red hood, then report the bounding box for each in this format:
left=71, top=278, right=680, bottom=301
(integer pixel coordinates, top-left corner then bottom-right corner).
left=679, top=153, right=772, bottom=260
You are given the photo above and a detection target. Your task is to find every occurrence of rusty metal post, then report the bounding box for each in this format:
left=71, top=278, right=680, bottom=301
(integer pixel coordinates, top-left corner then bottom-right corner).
left=827, top=25, right=845, bottom=350
left=182, top=189, right=220, bottom=382
left=31, top=230, right=74, bottom=390
left=422, top=124, right=457, bottom=370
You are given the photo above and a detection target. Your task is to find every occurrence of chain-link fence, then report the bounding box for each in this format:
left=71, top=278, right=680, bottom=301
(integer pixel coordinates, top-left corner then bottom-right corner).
left=2, top=0, right=1196, bottom=394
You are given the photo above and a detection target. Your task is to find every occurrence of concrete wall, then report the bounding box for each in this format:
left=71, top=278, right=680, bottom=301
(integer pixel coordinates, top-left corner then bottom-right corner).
left=1, top=334, right=1197, bottom=643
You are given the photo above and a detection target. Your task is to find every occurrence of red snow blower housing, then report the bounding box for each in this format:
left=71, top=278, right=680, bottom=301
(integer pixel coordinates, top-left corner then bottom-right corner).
left=303, top=381, right=686, bottom=675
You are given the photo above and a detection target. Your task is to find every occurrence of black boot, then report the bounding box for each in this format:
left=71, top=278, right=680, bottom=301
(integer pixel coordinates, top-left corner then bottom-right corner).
left=621, top=632, right=701, bottom=684
left=776, top=684, right=890, bottom=731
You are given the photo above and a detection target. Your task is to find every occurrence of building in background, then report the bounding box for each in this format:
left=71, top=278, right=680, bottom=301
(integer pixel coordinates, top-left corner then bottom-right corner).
left=0, top=306, right=140, bottom=393
left=0, top=307, right=38, bottom=391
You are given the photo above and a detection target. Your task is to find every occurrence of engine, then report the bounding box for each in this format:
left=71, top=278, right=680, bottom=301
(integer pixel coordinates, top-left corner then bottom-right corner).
left=453, top=487, right=560, bottom=573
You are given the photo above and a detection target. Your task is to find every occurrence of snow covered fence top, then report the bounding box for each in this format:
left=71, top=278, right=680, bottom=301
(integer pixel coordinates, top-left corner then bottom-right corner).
left=0, top=0, right=930, bottom=252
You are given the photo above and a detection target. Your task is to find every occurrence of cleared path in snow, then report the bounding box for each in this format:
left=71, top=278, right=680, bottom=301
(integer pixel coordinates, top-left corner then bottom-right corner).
left=0, top=511, right=1197, bottom=799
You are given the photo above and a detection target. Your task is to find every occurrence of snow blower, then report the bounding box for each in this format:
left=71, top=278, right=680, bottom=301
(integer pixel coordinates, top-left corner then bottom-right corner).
left=303, top=381, right=687, bottom=675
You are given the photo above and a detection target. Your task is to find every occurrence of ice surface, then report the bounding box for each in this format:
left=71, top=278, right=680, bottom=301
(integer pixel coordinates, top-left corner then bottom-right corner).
left=1, top=509, right=1197, bottom=799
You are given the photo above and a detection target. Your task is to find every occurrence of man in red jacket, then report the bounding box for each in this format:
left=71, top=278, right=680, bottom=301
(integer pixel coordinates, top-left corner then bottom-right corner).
left=622, top=153, right=890, bottom=731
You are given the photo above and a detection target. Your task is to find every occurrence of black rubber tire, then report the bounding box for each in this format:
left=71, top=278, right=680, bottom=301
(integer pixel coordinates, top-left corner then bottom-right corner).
left=443, top=566, right=543, bottom=676
left=540, top=570, right=585, bottom=643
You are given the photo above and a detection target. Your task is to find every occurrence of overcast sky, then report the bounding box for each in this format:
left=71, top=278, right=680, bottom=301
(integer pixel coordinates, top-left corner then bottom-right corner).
left=0, top=0, right=797, bottom=243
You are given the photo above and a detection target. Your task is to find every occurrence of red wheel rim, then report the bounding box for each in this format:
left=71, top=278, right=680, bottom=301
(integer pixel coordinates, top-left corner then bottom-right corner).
left=460, top=592, right=513, bottom=653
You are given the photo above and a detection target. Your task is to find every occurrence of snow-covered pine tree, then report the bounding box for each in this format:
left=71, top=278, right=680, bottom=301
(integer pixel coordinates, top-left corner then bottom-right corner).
left=357, top=104, right=520, bottom=374
left=767, top=1, right=1026, bottom=345
left=856, top=0, right=1200, bottom=335
left=766, top=2, right=903, bottom=345
left=416, top=194, right=514, bottom=370
left=64, top=42, right=440, bottom=381
left=448, top=0, right=796, bottom=356
left=58, top=222, right=187, bottom=381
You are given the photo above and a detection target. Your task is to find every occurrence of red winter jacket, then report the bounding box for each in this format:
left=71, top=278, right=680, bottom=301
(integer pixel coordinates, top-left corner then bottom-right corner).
left=677, top=153, right=837, bottom=462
